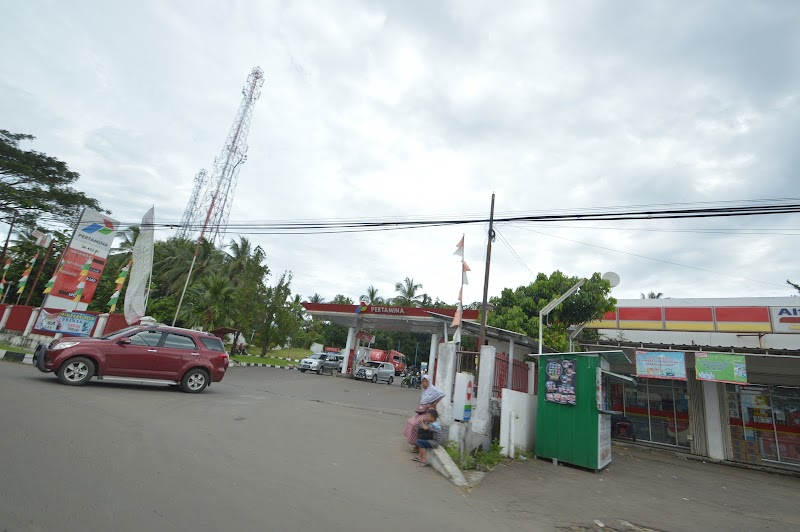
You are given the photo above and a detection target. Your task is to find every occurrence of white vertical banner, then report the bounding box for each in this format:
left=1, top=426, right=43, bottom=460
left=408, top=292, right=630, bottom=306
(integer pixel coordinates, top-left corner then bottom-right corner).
left=124, top=207, right=155, bottom=325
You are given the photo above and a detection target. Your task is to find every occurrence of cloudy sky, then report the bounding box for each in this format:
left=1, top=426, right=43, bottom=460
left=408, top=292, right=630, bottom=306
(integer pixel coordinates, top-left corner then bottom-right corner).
left=2, top=0, right=799, bottom=305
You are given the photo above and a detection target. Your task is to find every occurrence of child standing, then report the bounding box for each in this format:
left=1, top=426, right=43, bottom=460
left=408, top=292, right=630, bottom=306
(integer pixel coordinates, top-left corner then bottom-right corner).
left=413, top=409, right=443, bottom=466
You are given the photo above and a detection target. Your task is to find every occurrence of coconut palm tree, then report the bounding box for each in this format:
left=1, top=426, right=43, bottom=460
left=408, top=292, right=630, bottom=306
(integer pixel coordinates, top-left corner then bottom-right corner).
left=393, top=277, right=423, bottom=307
left=180, top=274, right=236, bottom=331
left=309, top=293, right=325, bottom=303
left=361, top=285, right=382, bottom=304
left=640, top=291, right=664, bottom=299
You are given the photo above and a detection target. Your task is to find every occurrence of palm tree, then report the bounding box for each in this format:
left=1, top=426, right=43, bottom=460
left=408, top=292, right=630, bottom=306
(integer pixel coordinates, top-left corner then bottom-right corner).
left=309, top=293, right=325, bottom=303
left=155, top=237, right=225, bottom=295
left=361, top=285, right=382, bottom=304
left=111, top=226, right=140, bottom=256
left=640, top=291, right=664, bottom=299
left=180, top=274, right=235, bottom=330
left=393, top=277, right=423, bottom=307
left=225, top=236, right=267, bottom=287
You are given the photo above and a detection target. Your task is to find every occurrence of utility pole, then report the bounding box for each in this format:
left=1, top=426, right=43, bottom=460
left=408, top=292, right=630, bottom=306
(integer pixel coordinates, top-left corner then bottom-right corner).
left=0, top=209, right=19, bottom=266
left=477, top=193, right=496, bottom=388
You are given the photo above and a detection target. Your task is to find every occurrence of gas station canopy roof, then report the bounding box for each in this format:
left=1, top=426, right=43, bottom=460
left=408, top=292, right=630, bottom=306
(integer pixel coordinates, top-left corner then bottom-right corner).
left=302, top=303, right=479, bottom=335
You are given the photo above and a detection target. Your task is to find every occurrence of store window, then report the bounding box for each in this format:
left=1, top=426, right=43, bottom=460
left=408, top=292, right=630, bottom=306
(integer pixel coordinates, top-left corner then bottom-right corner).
left=727, top=384, right=800, bottom=467
left=609, top=378, right=690, bottom=448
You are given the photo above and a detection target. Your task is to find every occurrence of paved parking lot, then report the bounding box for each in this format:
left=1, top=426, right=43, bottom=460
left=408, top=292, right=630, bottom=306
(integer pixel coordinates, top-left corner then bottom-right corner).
left=2, top=362, right=799, bottom=532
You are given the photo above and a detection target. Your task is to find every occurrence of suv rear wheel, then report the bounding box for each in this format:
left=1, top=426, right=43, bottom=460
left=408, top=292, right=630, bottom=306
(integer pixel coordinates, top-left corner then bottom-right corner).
left=58, top=357, right=95, bottom=386
left=181, top=368, right=209, bottom=393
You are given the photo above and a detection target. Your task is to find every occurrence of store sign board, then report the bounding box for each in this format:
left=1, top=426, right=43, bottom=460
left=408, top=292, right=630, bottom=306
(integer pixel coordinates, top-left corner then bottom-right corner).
left=696, top=352, right=748, bottom=384
left=771, top=307, right=800, bottom=333
left=544, top=358, right=577, bottom=405
left=635, top=351, right=687, bottom=380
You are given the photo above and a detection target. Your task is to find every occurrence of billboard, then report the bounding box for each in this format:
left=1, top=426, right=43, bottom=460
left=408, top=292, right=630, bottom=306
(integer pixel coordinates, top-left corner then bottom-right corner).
left=635, top=351, right=687, bottom=380
left=695, top=352, right=748, bottom=384
left=42, top=208, right=118, bottom=311
left=35, top=309, right=97, bottom=337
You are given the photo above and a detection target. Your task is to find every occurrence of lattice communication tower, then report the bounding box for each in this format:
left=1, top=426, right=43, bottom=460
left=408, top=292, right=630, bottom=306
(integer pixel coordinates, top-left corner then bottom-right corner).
left=177, top=66, right=264, bottom=246
left=176, top=169, right=209, bottom=239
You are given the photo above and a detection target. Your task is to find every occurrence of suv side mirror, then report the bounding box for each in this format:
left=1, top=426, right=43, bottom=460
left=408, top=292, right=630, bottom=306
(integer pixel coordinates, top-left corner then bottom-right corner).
left=118, top=338, right=132, bottom=345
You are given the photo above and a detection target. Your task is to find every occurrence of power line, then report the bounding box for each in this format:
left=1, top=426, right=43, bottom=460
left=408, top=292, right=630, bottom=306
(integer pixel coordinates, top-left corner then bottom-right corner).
left=505, top=223, right=788, bottom=289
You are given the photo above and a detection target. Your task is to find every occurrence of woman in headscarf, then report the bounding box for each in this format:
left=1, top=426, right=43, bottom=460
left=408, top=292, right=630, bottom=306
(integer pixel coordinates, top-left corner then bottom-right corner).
left=403, top=374, right=446, bottom=452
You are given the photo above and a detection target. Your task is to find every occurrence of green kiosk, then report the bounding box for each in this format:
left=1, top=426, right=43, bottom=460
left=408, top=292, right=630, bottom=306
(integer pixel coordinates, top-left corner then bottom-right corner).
left=534, top=351, right=633, bottom=472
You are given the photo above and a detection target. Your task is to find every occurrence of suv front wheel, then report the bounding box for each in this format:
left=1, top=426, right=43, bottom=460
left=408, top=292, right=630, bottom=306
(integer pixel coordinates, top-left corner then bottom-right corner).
left=58, top=357, right=95, bottom=386
left=181, top=368, right=209, bottom=393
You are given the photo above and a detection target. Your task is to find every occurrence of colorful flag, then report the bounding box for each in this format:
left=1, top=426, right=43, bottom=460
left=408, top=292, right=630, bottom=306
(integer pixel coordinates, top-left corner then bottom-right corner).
left=72, top=259, right=92, bottom=302
left=453, top=235, right=464, bottom=258
left=451, top=234, right=467, bottom=341
left=108, top=260, right=131, bottom=312
left=125, top=207, right=155, bottom=325
left=15, top=252, right=39, bottom=295
left=0, top=258, right=10, bottom=296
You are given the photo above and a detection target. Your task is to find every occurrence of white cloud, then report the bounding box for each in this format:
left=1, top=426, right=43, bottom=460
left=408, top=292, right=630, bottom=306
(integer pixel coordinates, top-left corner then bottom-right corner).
left=1, top=0, right=798, bottom=305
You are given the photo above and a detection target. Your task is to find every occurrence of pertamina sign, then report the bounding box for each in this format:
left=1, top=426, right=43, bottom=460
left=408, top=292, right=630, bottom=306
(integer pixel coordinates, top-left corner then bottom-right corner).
left=43, top=209, right=119, bottom=311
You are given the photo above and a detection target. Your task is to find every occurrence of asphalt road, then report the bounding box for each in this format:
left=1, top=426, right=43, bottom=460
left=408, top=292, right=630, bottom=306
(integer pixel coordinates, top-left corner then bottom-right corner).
left=0, top=363, right=510, bottom=532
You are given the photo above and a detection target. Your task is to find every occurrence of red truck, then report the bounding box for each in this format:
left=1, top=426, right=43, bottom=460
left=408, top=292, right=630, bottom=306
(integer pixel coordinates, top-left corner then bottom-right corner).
left=366, top=348, right=407, bottom=376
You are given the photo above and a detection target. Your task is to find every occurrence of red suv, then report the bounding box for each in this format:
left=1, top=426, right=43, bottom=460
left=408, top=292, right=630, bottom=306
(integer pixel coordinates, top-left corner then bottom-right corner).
left=34, top=325, right=229, bottom=393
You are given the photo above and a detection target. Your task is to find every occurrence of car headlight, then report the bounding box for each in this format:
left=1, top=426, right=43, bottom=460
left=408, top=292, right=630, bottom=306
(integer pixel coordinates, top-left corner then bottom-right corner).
left=52, top=341, right=80, bottom=350
left=365, top=370, right=373, bottom=376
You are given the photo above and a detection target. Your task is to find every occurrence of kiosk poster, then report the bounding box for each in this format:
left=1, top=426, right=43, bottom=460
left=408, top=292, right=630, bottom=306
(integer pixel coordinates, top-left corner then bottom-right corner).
left=635, top=351, right=687, bottom=380
left=35, top=310, right=97, bottom=337
left=545, top=358, right=577, bottom=405
left=696, top=352, right=748, bottom=384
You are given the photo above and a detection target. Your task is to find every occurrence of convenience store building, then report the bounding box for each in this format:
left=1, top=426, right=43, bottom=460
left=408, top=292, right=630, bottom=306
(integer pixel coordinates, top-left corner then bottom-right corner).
left=585, top=297, right=800, bottom=470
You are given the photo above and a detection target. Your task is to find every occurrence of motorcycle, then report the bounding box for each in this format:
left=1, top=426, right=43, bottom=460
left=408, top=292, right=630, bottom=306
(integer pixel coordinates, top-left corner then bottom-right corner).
left=401, top=371, right=421, bottom=389
left=611, top=414, right=636, bottom=442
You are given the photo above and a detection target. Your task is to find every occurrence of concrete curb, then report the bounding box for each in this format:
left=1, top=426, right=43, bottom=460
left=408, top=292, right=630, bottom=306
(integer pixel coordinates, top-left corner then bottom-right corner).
left=428, top=447, right=470, bottom=488
left=0, top=349, right=32, bottom=364
left=235, top=363, right=296, bottom=370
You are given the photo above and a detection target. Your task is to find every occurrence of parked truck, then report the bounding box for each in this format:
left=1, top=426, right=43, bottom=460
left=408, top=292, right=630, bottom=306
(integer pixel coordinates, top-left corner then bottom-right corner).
left=363, top=348, right=407, bottom=376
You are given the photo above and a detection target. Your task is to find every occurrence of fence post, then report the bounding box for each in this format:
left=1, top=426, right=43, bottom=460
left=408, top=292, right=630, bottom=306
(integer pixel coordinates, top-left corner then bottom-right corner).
left=527, top=361, right=537, bottom=396
left=23, top=307, right=42, bottom=336
left=0, top=305, right=12, bottom=331
left=93, top=313, right=109, bottom=338
left=428, top=333, right=439, bottom=383
left=507, top=340, right=515, bottom=389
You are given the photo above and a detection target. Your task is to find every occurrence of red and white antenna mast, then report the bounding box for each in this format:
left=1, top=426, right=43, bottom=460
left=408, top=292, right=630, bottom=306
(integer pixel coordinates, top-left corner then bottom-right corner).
left=198, top=66, right=264, bottom=247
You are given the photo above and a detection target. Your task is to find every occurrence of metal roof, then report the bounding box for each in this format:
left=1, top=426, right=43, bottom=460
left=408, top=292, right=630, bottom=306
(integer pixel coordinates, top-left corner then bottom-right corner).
left=302, top=303, right=480, bottom=335
left=426, top=312, right=555, bottom=353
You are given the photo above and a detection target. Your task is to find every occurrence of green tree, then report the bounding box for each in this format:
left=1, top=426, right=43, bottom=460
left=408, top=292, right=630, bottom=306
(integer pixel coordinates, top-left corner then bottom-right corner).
left=640, top=291, right=664, bottom=299
left=180, top=275, right=236, bottom=331
left=393, top=277, right=423, bottom=307
left=309, top=293, right=325, bottom=303
left=257, top=272, right=294, bottom=354
left=488, top=271, right=616, bottom=352
left=1, top=129, right=105, bottom=228
left=331, top=294, right=354, bottom=305
left=361, top=285, right=382, bottom=304
left=5, top=227, right=69, bottom=306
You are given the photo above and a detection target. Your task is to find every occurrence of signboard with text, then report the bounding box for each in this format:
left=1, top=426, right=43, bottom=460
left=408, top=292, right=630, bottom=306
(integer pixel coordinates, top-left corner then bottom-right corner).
left=42, top=209, right=118, bottom=311
left=696, top=352, right=748, bottom=384
left=544, top=358, right=577, bottom=405
left=635, top=351, right=687, bottom=380
left=34, top=310, right=97, bottom=337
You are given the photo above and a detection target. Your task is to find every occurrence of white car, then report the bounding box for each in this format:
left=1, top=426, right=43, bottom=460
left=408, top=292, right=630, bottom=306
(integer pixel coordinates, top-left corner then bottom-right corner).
left=298, top=353, right=338, bottom=374
left=354, top=361, right=394, bottom=384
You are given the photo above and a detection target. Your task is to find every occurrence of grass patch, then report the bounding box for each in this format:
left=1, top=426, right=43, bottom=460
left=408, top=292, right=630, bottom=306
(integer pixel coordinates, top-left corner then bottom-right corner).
left=445, top=439, right=506, bottom=471
left=0, top=343, right=33, bottom=354
left=232, top=355, right=295, bottom=366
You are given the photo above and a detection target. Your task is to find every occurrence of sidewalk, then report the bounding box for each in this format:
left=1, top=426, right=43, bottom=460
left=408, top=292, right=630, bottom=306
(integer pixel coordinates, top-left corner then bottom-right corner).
left=467, top=443, right=800, bottom=531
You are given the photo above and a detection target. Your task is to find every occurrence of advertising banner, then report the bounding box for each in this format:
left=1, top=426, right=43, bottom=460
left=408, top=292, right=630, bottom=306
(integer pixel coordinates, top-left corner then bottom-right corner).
left=124, top=207, right=154, bottom=325
left=696, top=352, right=748, bottom=384
left=635, top=351, right=687, bottom=380
left=544, top=358, right=577, bottom=405
left=35, top=309, right=97, bottom=337
left=43, top=208, right=118, bottom=311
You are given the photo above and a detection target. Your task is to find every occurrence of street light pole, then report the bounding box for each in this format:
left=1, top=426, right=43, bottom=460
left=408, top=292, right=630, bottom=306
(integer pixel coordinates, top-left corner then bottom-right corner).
left=538, top=279, right=586, bottom=355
